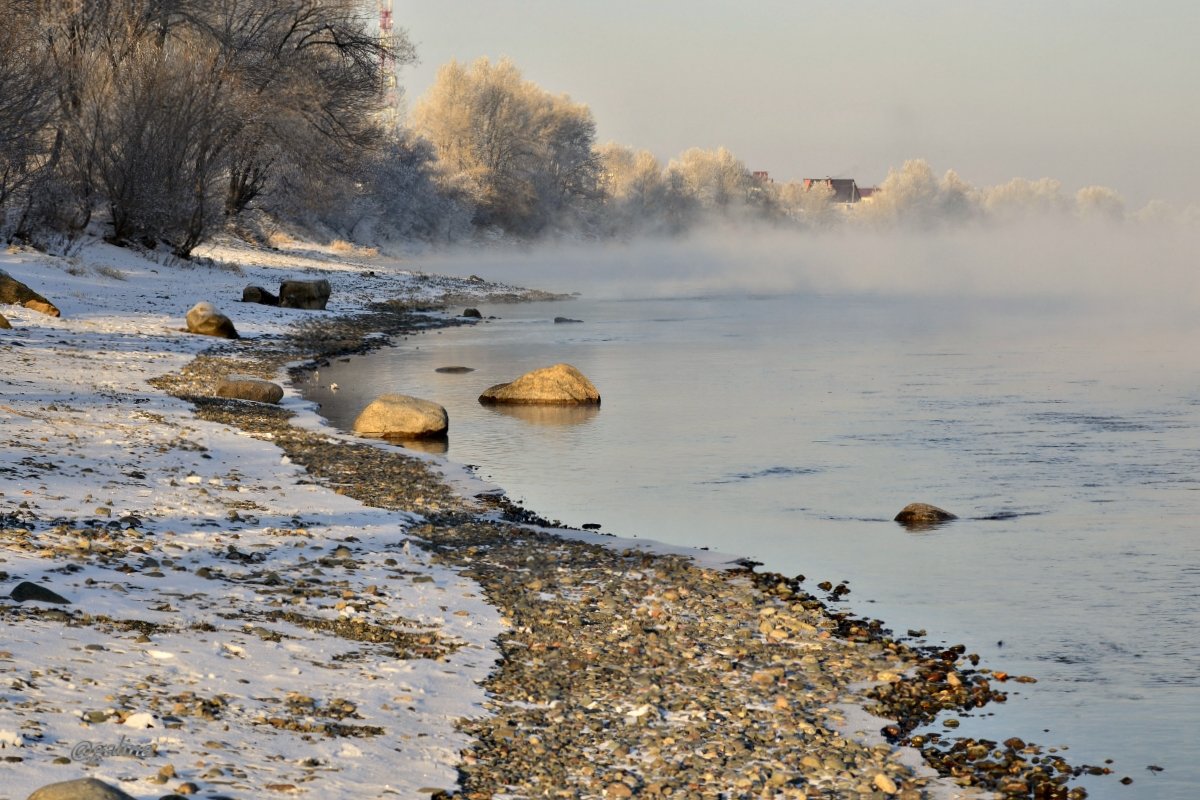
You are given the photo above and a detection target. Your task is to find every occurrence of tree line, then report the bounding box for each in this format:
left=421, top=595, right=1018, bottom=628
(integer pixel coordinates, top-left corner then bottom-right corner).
left=0, top=4, right=1177, bottom=257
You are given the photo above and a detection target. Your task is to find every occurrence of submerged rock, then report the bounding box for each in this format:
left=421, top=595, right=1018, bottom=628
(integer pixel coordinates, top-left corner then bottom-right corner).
left=554, top=316, right=583, bottom=324
left=479, top=363, right=600, bottom=406
left=353, top=393, right=448, bottom=439
left=435, top=366, right=475, bottom=374
left=0, top=269, right=60, bottom=317
left=894, top=503, right=957, bottom=530
left=185, top=302, right=239, bottom=339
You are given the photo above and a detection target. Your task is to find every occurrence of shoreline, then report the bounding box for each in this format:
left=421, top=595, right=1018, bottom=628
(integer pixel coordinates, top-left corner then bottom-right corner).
left=0, top=239, right=1104, bottom=799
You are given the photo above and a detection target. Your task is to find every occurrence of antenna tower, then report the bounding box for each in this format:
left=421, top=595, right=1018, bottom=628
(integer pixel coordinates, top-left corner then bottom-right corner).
left=377, top=0, right=399, bottom=129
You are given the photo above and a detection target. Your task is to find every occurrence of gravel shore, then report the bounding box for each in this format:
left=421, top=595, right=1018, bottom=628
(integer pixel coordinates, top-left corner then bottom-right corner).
left=147, top=299, right=1109, bottom=800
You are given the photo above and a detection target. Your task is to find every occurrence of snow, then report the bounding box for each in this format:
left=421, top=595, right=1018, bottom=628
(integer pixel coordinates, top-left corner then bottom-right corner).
left=0, top=238, right=511, bottom=799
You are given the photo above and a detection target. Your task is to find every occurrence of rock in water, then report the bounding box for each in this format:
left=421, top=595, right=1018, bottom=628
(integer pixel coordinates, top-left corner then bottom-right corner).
left=185, top=302, right=239, bottom=339
left=435, top=366, right=475, bottom=374
left=27, top=778, right=137, bottom=800
left=10, top=581, right=71, bottom=604
left=278, top=279, right=331, bottom=310
left=241, top=285, right=279, bottom=306
left=894, top=503, right=957, bottom=530
left=0, top=312, right=11, bottom=329
left=0, top=269, right=60, bottom=317
left=554, top=316, right=583, bottom=324
left=479, top=363, right=601, bottom=406
left=353, top=394, right=449, bottom=439
left=215, top=375, right=284, bottom=404
left=462, top=308, right=483, bottom=318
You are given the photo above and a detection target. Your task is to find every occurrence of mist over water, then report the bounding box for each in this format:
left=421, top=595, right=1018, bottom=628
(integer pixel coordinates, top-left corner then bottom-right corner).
left=310, top=221, right=1200, bottom=799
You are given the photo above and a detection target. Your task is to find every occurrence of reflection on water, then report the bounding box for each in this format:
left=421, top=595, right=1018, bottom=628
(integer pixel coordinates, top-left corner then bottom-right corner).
left=482, top=403, right=601, bottom=427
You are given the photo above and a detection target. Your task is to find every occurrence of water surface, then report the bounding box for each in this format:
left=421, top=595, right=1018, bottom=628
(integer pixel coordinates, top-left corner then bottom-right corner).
left=301, top=279, right=1199, bottom=799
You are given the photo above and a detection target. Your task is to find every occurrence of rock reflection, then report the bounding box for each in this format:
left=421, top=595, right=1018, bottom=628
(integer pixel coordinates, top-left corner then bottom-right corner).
left=484, top=404, right=600, bottom=427
left=364, top=433, right=450, bottom=454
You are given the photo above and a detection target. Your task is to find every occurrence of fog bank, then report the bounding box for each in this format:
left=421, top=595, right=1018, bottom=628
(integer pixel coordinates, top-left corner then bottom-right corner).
left=411, top=220, right=1200, bottom=324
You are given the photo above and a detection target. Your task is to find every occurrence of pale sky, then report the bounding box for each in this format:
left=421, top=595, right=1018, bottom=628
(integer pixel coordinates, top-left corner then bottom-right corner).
left=396, top=1, right=1200, bottom=206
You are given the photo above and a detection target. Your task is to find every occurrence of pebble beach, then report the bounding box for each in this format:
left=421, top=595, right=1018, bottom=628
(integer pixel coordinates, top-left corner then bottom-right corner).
left=0, top=238, right=1109, bottom=799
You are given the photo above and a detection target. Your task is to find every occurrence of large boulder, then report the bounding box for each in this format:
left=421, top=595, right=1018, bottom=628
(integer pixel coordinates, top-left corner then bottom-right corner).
left=479, top=363, right=601, bottom=406
left=894, top=503, right=957, bottom=530
left=241, top=285, right=279, bottom=306
left=185, top=302, right=239, bottom=339
left=353, top=394, right=448, bottom=439
left=0, top=269, right=60, bottom=317
left=26, top=778, right=137, bottom=800
left=215, top=375, right=284, bottom=404
left=0, top=312, right=11, bottom=329
left=279, top=279, right=331, bottom=310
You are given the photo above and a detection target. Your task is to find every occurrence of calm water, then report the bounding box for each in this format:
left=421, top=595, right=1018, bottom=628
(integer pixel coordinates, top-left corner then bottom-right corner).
left=301, top=284, right=1200, bottom=798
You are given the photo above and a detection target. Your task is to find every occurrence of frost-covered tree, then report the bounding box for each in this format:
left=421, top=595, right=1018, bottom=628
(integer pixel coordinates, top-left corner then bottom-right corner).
left=980, top=177, right=1069, bottom=221
left=666, top=147, right=758, bottom=214
left=412, top=58, right=599, bottom=236
left=861, top=159, right=982, bottom=227
left=595, top=143, right=670, bottom=234
left=0, top=2, right=54, bottom=221
left=1075, top=185, right=1126, bottom=222
left=5, top=0, right=401, bottom=254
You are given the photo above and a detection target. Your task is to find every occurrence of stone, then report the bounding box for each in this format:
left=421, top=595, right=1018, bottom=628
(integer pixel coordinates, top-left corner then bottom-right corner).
left=352, top=394, right=449, bottom=439
left=553, top=316, right=583, bottom=324
left=435, top=366, right=474, bottom=374
left=26, top=778, right=136, bottom=800
left=479, top=363, right=600, bottom=406
left=0, top=270, right=59, bottom=317
left=278, top=279, right=331, bottom=310
left=894, top=502, right=957, bottom=530
left=10, top=581, right=71, bottom=604
left=241, top=285, right=279, bottom=306
left=215, top=375, right=284, bottom=404
left=185, top=302, right=239, bottom=339
left=0, top=312, right=10, bottom=329
left=462, top=308, right=482, bottom=318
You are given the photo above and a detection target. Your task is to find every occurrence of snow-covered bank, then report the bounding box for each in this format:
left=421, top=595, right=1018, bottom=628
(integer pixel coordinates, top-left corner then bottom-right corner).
left=0, top=239, right=516, bottom=799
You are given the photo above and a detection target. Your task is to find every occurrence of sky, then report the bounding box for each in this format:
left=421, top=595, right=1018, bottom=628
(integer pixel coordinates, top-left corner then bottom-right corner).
left=394, top=1, right=1200, bottom=207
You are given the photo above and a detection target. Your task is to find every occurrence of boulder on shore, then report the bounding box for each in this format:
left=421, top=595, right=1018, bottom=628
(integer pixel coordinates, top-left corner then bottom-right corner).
left=0, top=269, right=60, bottom=317
left=10, top=581, right=71, bottom=604
left=279, top=279, right=330, bottom=310
left=894, top=502, right=957, bottom=529
left=479, top=363, right=601, bottom=406
left=353, top=394, right=448, bottom=439
left=185, top=301, right=239, bottom=339
left=462, top=308, right=483, bottom=319
left=242, top=285, right=279, bottom=306
left=27, top=778, right=137, bottom=800
left=215, top=375, right=284, bottom=404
